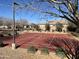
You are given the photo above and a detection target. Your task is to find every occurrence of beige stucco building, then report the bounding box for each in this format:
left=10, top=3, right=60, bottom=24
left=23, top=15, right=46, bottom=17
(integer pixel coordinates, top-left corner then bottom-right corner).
left=39, top=24, right=46, bottom=31
left=38, top=20, right=68, bottom=32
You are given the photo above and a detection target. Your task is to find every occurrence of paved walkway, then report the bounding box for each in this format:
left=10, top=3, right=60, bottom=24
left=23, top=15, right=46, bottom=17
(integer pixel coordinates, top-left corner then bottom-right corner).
left=21, top=30, right=68, bottom=34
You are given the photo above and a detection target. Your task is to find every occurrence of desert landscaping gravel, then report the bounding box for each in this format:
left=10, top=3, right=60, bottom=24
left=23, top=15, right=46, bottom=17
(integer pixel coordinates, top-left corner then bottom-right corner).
left=0, top=47, right=63, bottom=59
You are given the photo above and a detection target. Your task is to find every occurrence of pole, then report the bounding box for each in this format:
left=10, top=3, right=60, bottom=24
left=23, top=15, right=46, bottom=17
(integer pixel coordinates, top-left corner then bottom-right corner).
left=13, top=2, right=15, bottom=43
left=12, top=2, right=16, bottom=49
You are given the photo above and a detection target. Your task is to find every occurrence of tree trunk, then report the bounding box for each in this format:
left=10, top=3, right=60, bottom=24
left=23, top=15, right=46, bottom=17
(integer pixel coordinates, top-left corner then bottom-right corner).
left=76, top=26, right=79, bottom=33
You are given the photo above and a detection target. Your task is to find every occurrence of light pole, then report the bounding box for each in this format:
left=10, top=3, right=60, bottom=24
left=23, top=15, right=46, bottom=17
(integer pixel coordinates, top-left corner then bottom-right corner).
left=11, top=1, right=28, bottom=49
left=12, top=2, right=16, bottom=50
left=11, top=1, right=33, bottom=49
left=0, top=1, right=30, bottom=49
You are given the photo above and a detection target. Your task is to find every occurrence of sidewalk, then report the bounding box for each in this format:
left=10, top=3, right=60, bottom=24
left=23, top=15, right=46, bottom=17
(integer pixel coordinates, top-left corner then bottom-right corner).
left=20, top=30, right=69, bottom=34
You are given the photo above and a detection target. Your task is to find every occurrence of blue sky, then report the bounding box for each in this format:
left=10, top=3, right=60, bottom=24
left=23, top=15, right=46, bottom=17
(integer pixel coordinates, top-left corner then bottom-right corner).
left=0, top=0, right=62, bottom=23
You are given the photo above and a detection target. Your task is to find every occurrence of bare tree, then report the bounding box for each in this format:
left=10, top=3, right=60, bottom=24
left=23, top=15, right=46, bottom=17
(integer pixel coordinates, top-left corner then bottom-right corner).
left=0, top=17, right=12, bottom=27
left=15, top=19, right=29, bottom=30
left=67, top=21, right=77, bottom=32
left=46, top=38, right=79, bottom=59
left=24, top=0, right=79, bottom=30
left=0, top=19, right=3, bottom=26
left=45, top=23, right=50, bottom=31
left=38, top=0, right=79, bottom=30
left=16, top=19, right=28, bottom=27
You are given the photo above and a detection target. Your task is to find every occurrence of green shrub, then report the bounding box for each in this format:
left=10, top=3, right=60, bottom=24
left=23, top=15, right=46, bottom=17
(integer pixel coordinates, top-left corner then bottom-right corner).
left=0, top=41, right=4, bottom=47
left=55, top=48, right=65, bottom=59
left=2, top=31, right=19, bottom=36
left=27, top=46, right=38, bottom=53
left=0, top=34, right=4, bottom=37
left=41, top=47, right=49, bottom=55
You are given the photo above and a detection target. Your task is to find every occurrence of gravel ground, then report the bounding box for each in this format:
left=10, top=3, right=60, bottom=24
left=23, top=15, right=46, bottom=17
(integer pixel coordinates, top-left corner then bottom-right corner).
left=0, top=47, right=63, bottom=59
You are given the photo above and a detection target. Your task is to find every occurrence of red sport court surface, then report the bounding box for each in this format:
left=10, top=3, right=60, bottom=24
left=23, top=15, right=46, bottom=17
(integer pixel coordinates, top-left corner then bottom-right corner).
left=2, top=32, right=73, bottom=50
